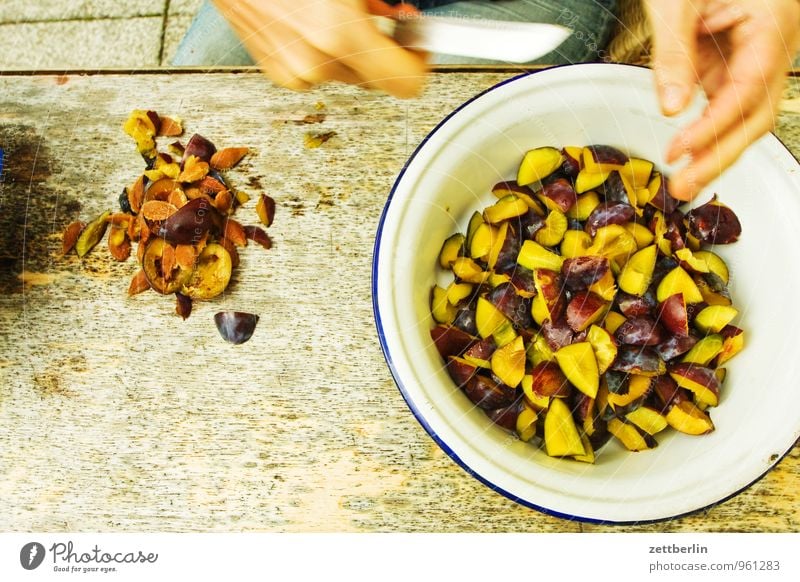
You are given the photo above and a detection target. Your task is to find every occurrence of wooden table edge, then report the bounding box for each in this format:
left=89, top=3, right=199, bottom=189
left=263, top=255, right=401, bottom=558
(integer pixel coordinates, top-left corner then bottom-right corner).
left=0, top=65, right=797, bottom=77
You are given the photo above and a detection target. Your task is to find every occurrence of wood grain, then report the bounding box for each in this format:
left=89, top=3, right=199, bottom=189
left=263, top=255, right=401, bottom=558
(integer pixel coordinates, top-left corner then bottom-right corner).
left=0, top=71, right=798, bottom=532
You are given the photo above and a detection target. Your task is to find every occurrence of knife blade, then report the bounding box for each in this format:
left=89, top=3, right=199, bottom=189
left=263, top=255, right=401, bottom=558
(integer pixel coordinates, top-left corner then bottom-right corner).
left=374, top=15, right=572, bottom=64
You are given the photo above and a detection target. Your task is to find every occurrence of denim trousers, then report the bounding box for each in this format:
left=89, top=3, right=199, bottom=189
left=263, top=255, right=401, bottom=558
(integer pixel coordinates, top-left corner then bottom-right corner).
left=172, top=0, right=618, bottom=66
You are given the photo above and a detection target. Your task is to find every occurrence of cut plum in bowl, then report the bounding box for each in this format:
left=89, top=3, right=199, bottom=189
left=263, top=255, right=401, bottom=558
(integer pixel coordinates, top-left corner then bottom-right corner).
left=372, top=63, right=800, bottom=523
left=430, top=143, right=743, bottom=465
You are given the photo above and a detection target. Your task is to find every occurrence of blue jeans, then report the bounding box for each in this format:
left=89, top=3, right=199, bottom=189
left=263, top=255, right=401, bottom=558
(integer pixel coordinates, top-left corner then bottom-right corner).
left=172, top=0, right=618, bottom=66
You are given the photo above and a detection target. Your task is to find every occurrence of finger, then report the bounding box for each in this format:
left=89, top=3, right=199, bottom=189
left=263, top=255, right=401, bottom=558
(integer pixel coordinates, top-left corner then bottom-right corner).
left=331, top=30, right=428, bottom=98
left=666, top=56, right=786, bottom=163
left=231, top=4, right=360, bottom=91
left=227, top=23, right=316, bottom=91
left=766, top=0, right=800, bottom=62
left=699, top=0, right=746, bottom=34
left=217, top=0, right=280, bottom=48
left=645, top=0, right=701, bottom=115
left=261, top=56, right=314, bottom=91
left=266, top=23, right=365, bottom=87
left=297, top=12, right=428, bottom=98
left=666, top=4, right=794, bottom=164
left=668, top=102, right=775, bottom=200
left=241, top=29, right=317, bottom=90
left=218, top=2, right=304, bottom=88
left=696, top=61, right=728, bottom=101
left=325, top=63, right=368, bottom=86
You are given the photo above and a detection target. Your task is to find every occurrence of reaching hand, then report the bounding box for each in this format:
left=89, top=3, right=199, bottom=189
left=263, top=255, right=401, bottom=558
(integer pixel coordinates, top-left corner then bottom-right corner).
left=645, top=0, right=800, bottom=200
left=212, top=0, right=428, bottom=98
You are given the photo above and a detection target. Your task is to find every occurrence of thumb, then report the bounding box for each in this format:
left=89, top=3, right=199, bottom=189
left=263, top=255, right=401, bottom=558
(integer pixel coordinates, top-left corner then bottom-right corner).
left=645, top=0, right=700, bottom=116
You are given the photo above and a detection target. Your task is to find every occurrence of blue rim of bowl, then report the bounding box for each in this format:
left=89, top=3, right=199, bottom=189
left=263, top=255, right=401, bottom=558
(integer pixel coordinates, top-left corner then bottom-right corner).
left=371, top=62, right=797, bottom=525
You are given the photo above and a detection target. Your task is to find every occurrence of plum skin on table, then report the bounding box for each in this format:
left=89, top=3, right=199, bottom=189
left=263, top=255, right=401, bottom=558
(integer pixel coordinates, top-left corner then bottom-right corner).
left=61, top=110, right=276, bottom=340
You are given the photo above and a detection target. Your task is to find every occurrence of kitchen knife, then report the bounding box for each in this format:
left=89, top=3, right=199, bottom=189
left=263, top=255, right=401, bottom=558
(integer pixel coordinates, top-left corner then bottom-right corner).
left=369, top=1, right=572, bottom=63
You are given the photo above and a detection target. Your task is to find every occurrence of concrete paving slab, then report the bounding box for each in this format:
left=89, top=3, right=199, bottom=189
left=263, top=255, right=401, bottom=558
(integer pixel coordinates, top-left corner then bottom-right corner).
left=169, top=0, right=204, bottom=16
left=162, top=13, right=195, bottom=65
left=0, top=17, right=163, bottom=69
left=0, top=0, right=165, bottom=23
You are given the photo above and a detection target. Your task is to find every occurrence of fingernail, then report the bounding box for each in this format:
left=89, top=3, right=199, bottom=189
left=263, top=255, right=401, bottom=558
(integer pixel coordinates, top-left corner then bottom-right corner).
left=672, top=188, right=692, bottom=202
left=666, top=142, right=682, bottom=164
left=666, top=133, right=690, bottom=163
left=662, top=84, right=688, bottom=115
left=669, top=173, right=695, bottom=202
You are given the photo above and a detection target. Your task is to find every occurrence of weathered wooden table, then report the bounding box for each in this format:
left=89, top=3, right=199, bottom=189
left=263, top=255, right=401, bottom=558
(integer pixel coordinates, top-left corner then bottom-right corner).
left=1, top=68, right=798, bottom=533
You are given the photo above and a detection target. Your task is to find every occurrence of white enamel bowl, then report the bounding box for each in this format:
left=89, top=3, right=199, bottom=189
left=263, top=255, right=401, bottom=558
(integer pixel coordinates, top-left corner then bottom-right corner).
left=372, top=63, right=800, bottom=523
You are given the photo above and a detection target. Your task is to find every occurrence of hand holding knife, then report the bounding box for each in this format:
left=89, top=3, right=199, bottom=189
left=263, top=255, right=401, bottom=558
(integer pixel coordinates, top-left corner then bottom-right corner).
left=210, top=0, right=571, bottom=97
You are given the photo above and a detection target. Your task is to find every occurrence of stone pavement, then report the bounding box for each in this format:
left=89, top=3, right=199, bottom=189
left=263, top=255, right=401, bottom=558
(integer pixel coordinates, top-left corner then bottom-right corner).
left=0, top=1, right=797, bottom=70
left=0, top=0, right=203, bottom=69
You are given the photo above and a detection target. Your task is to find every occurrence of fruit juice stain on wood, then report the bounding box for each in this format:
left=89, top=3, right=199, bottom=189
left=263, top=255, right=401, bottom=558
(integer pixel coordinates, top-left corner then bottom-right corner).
left=284, top=195, right=306, bottom=216
left=17, top=271, right=59, bottom=286
left=245, top=175, right=263, bottom=190
left=32, top=371, right=75, bottom=398
left=288, top=113, right=326, bottom=125
left=0, top=124, right=83, bottom=292
left=314, top=187, right=336, bottom=211
left=29, top=356, right=88, bottom=399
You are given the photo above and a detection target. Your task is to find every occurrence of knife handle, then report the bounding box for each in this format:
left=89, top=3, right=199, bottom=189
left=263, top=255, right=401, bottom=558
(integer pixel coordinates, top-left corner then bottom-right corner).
left=365, top=0, right=419, bottom=19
